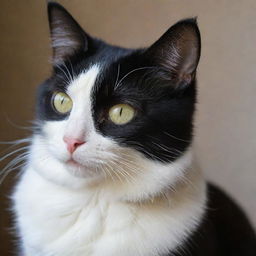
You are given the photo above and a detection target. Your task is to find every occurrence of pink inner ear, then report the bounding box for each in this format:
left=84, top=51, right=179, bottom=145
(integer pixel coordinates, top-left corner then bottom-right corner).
left=145, top=19, right=200, bottom=85
left=180, top=73, right=193, bottom=85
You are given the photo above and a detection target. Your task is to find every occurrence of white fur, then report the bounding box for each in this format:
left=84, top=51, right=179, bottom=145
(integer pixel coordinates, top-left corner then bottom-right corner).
left=13, top=65, right=206, bottom=256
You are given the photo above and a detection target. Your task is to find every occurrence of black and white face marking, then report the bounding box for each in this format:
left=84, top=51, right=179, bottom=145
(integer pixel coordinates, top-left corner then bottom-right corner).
left=32, top=2, right=200, bottom=194
left=13, top=5, right=209, bottom=256
left=92, top=58, right=197, bottom=163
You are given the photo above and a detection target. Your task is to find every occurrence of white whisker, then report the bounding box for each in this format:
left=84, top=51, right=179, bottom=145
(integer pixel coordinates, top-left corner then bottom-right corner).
left=115, top=66, right=155, bottom=90
left=0, top=146, right=30, bottom=162
left=163, top=131, right=189, bottom=143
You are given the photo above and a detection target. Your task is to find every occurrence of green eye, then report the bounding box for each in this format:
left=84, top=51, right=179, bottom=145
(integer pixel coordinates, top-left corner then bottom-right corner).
left=109, top=104, right=135, bottom=125
left=52, top=92, right=73, bottom=114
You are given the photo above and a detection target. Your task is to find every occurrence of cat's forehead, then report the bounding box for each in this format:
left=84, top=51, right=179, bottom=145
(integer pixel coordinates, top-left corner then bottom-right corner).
left=70, top=43, right=137, bottom=76
left=64, top=47, right=146, bottom=101
left=67, top=64, right=100, bottom=98
left=60, top=44, right=142, bottom=92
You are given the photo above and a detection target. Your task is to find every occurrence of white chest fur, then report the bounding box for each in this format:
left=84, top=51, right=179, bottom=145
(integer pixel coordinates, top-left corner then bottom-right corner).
left=13, top=165, right=205, bottom=256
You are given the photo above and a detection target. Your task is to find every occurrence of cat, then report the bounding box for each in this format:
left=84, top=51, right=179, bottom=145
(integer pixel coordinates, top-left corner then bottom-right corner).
left=11, top=2, right=256, bottom=256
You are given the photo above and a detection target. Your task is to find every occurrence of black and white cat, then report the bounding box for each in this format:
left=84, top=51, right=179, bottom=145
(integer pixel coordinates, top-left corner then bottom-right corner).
left=12, top=2, right=256, bottom=256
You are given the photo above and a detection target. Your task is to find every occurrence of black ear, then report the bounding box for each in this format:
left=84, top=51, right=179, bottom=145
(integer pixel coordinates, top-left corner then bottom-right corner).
left=47, top=2, right=88, bottom=64
left=145, top=18, right=201, bottom=86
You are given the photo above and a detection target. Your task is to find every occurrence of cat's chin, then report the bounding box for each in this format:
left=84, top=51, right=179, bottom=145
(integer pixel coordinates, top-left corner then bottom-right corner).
left=65, top=159, right=101, bottom=179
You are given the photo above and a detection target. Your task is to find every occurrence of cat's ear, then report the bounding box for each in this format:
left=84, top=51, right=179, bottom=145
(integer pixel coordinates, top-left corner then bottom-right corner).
left=145, top=18, right=201, bottom=86
left=47, top=2, right=88, bottom=64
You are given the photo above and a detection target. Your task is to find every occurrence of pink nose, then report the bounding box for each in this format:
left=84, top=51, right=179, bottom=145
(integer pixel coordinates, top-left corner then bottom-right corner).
left=63, top=136, right=85, bottom=154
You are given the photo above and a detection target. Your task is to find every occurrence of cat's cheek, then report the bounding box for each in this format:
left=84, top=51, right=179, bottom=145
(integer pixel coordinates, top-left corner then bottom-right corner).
left=47, top=141, right=70, bottom=162
left=28, top=136, right=94, bottom=188
left=41, top=120, right=71, bottom=160
left=29, top=131, right=108, bottom=186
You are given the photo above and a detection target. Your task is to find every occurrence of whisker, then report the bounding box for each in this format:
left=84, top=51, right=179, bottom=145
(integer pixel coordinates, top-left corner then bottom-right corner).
left=115, top=66, right=155, bottom=90
left=163, top=131, right=190, bottom=143
left=63, top=62, right=73, bottom=83
left=127, top=141, right=166, bottom=162
left=2, top=114, right=34, bottom=132
left=108, top=159, right=134, bottom=184
left=151, top=141, right=181, bottom=156
left=114, top=63, right=121, bottom=90
left=0, top=163, right=26, bottom=184
left=103, top=164, right=115, bottom=183
left=110, top=156, right=141, bottom=175
left=0, top=137, right=31, bottom=145
left=1, top=153, right=29, bottom=174
left=67, top=59, right=75, bottom=81
left=55, top=64, right=72, bottom=85
left=104, top=162, right=120, bottom=183
left=0, top=146, right=30, bottom=162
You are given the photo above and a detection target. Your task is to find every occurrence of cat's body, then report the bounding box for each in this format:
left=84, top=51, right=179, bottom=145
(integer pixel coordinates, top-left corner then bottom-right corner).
left=12, top=2, right=256, bottom=256
left=14, top=170, right=256, bottom=256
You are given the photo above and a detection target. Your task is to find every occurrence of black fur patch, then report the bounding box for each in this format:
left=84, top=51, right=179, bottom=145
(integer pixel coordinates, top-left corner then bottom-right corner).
left=169, top=183, right=256, bottom=256
left=92, top=52, right=197, bottom=162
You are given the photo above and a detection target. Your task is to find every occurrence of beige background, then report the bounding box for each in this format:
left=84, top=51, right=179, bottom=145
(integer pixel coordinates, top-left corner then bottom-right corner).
left=0, top=0, right=256, bottom=255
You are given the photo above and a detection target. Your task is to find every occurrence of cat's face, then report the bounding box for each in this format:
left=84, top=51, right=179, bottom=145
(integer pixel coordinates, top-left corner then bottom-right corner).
left=30, top=3, right=200, bottom=200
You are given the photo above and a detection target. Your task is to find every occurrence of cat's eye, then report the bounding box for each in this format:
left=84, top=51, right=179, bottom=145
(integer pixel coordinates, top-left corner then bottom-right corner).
left=109, top=104, right=135, bottom=125
left=52, top=92, right=73, bottom=114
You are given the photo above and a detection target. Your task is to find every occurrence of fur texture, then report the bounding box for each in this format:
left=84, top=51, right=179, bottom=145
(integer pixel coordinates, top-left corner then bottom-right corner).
left=12, top=2, right=256, bottom=256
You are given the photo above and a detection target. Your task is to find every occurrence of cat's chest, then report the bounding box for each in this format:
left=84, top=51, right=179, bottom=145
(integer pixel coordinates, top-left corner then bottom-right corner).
left=39, top=199, right=137, bottom=256
left=14, top=168, right=205, bottom=256
left=15, top=172, right=139, bottom=255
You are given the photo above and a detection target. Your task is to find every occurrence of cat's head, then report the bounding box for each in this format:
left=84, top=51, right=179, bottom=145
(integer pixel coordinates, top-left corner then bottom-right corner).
left=30, top=2, right=201, bottom=200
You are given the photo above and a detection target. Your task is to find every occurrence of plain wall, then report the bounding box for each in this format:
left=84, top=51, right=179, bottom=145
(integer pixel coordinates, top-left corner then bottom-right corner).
left=0, top=0, right=255, bottom=255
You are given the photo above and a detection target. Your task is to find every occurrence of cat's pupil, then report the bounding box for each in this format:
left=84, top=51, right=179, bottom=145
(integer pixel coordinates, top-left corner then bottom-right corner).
left=119, top=108, right=123, bottom=116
